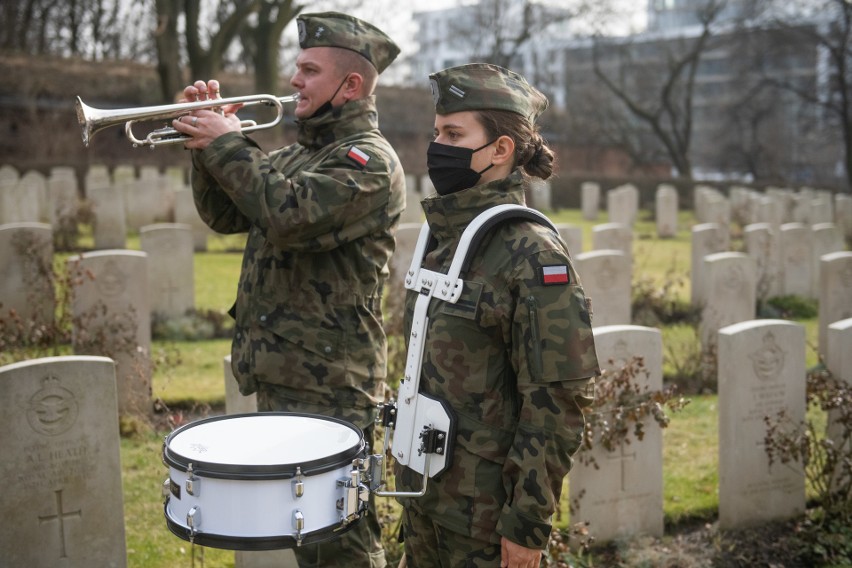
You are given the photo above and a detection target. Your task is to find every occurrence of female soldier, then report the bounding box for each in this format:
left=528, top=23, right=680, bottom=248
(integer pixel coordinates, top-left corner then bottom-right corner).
left=395, top=63, right=600, bottom=568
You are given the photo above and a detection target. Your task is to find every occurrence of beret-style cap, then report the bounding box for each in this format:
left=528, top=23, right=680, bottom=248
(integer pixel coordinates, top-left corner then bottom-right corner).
left=297, top=12, right=400, bottom=74
left=429, top=63, right=549, bottom=123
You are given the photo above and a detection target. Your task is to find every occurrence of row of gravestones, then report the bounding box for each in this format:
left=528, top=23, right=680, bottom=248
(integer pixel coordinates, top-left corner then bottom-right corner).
left=5, top=318, right=849, bottom=566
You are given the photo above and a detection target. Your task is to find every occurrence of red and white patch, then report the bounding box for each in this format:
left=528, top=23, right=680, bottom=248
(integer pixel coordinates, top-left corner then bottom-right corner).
left=347, top=145, right=370, bottom=168
left=541, top=265, right=570, bottom=285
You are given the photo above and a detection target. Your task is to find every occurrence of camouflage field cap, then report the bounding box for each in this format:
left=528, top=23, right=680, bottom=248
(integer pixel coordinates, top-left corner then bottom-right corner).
left=297, top=12, right=400, bottom=74
left=429, top=63, right=549, bottom=123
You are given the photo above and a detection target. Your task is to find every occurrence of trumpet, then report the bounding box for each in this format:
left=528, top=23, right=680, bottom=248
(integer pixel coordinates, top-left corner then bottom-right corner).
left=75, top=93, right=299, bottom=149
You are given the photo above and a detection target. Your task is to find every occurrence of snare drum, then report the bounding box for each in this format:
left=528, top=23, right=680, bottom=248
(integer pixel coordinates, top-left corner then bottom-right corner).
left=162, top=412, right=367, bottom=550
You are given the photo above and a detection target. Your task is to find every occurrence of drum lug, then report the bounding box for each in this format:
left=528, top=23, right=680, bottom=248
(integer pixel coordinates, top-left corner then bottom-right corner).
left=293, top=510, right=304, bottom=546
left=186, top=506, right=201, bottom=538
left=337, top=464, right=369, bottom=524
left=161, top=477, right=171, bottom=504
left=186, top=463, right=199, bottom=497
left=292, top=467, right=304, bottom=498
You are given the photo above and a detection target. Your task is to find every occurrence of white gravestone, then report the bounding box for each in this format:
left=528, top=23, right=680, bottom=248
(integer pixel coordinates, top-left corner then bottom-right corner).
left=5, top=170, right=44, bottom=223
left=717, top=320, right=806, bottom=529
left=0, top=222, right=55, bottom=328
left=529, top=178, right=552, bottom=211
left=826, top=319, right=852, bottom=462
left=690, top=223, right=727, bottom=306
left=591, top=222, right=632, bottom=257
left=700, top=252, right=756, bottom=350
left=0, top=164, right=20, bottom=224
left=555, top=224, right=583, bottom=257
left=140, top=223, right=195, bottom=319
left=818, top=252, right=852, bottom=358
left=607, top=184, right=638, bottom=226
left=89, top=176, right=127, bottom=250
left=744, top=223, right=782, bottom=300
left=173, top=188, right=210, bottom=252
left=48, top=167, right=79, bottom=230
left=0, top=356, right=127, bottom=567
left=834, top=194, right=852, bottom=241
left=68, top=251, right=151, bottom=417
left=811, top=223, right=845, bottom=299
left=581, top=181, right=600, bottom=221
left=655, top=184, right=678, bottom=238
left=569, top=325, right=664, bottom=543
left=780, top=223, right=813, bottom=298
left=575, top=250, right=631, bottom=327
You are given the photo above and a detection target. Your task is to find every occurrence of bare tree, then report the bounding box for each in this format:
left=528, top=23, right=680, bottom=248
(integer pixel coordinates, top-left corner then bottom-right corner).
left=750, top=0, right=852, bottom=190
left=239, top=0, right=303, bottom=95
left=591, top=0, right=726, bottom=179
left=185, top=0, right=260, bottom=80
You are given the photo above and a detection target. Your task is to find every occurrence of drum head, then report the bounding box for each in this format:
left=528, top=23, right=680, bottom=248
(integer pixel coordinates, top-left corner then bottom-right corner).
left=163, top=412, right=364, bottom=479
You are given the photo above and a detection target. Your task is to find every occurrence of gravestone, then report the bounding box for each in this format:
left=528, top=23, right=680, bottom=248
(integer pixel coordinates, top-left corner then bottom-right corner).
left=825, top=319, right=852, bottom=460
left=811, top=223, right=845, bottom=298
left=811, top=193, right=834, bottom=225
left=89, top=176, right=127, bottom=250
left=400, top=174, right=423, bottom=224
left=173, top=189, right=210, bottom=251
left=744, top=223, right=782, bottom=300
left=818, top=252, right=852, bottom=358
left=0, top=356, right=127, bottom=567
left=123, top=175, right=160, bottom=231
left=5, top=170, right=44, bottom=223
left=420, top=174, right=435, bottom=198
left=655, top=184, right=678, bottom=238
left=0, top=165, right=20, bottom=223
left=529, top=179, right=552, bottom=211
left=0, top=222, right=55, bottom=328
left=223, top=354, right=257, bottom=415
left=700, top=253, right=756, bottom=350
left=607, top=184, right=638, bottom=226
left=391, top=223, right=422, bottom=290
left=139, top=223, right=195, bottom=319
left=835, top=194, right=852, bottom=240
left=717, top=319, right=806, bottom=529
left=48, top=167, right=79, bottom=230
left=569, top=325, right=664, bottom=543
left=575, top=250, right=631, bottom=327
left=68, top=250, right=151, bottom=417
left=690, top=223, right=727, bottom=306
left=591, top=222, right=632, bottom=256
left=780, top=223, right=813, bottom=298
left=581, top=181, right=600, bottom=221
left=555, top=224, right=583, bottom=257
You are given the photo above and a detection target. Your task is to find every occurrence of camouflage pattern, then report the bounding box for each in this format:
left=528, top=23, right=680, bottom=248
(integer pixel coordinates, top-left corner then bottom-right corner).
left=395, top=170, right=599, bottom=553
left=190, top=95, right=406, bottom=432
left=402, top=508, right=501, bottom=567
left=297, top=12, right=400, bottom=74
left=429, top=63, right=549, bottom=123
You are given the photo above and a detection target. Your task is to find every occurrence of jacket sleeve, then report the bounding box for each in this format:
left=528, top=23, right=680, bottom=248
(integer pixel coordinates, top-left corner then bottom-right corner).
left=194, top=131, right=399, bottom=252
left=497, top=248, right=599, bottom=549
left=190, top=149, right=253, bottom=234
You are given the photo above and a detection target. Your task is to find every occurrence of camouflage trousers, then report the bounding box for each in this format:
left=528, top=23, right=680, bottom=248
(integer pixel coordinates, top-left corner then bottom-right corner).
left=402, top=509, right=542, bottom=568
left=257, top=384, right=387, bottom=568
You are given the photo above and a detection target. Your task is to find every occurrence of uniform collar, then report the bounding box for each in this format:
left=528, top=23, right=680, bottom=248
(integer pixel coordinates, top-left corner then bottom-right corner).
left=295, top=96, right=379, bottom=149
left=421, top=170, right=527, bottom=241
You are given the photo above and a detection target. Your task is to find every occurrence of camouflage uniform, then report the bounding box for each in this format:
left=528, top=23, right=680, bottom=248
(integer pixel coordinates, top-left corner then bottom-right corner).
left=396, top=64, right=599, bottom=566
left=189, top=12, right=404, bottom=568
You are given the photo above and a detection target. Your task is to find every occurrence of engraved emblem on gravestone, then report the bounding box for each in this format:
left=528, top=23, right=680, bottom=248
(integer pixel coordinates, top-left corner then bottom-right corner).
left=721, top=264, right=745, bottom=295
left=609, top=339, right=631, bottom=370
left=26, top=376, right=79, bottom=436
left=595, top=259, right=617, bottom=291
left=96, top=259, right=128, bottom=297
left=749, top=332, right=785, bottom=381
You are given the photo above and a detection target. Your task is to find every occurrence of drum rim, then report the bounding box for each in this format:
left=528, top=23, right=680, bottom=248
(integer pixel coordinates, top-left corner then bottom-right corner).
left=164, top=503, right=359, bottom=551
left=163, top=412, right=365, bottom=479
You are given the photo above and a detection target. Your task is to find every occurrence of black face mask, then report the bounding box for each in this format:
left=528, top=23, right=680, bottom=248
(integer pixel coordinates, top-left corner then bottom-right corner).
left=309, top=74, right=350, bottom=119
left=427, top=140, right=496, bottom=195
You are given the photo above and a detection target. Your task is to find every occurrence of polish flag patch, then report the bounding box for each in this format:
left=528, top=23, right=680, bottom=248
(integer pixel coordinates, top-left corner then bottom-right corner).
left=347, top=145, right=370, bottom=168
left=541, top=265, right=570, bottom=285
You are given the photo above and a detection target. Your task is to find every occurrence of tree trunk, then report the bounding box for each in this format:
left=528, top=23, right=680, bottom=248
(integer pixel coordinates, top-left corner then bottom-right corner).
left=153, top=0, right=183, bottom=102
left=252, top=1, right=301, bottom=95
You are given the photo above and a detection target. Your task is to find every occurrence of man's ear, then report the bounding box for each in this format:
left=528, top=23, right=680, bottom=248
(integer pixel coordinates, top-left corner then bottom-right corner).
left=341, top=73, right=365, bottom=101
left=491, top=135, right=515, bottom=166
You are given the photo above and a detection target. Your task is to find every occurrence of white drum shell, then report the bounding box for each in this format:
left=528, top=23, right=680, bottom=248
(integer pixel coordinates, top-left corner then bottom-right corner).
left=166, top=464, right=351, bottom=537
left=162, top=413, right=366, bottom=548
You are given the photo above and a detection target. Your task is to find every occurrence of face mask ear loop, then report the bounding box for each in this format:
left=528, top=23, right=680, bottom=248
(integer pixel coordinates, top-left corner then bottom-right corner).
left=472, top=139, right=498, bottom=176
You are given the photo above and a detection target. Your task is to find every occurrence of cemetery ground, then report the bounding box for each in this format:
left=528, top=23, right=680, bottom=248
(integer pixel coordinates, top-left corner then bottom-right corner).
left=5, top=207, right=845, bottom=567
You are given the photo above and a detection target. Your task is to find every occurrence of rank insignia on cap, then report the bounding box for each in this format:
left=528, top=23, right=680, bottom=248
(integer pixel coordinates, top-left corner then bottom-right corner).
left=347, top=145, right=370, bottom=168
left=541, top=265, right=570, bottom=285
left=449, top=85, right=466, bottom=98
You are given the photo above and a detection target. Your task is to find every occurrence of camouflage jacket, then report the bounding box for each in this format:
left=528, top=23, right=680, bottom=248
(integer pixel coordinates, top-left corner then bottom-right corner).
left=190, top=97, right=406, bottom=428
left=395, top=171, right=599, bottom=549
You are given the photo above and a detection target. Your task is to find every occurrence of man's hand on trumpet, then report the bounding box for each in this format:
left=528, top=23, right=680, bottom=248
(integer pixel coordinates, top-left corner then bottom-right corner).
left=172, top=80, right=243, bottom=150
